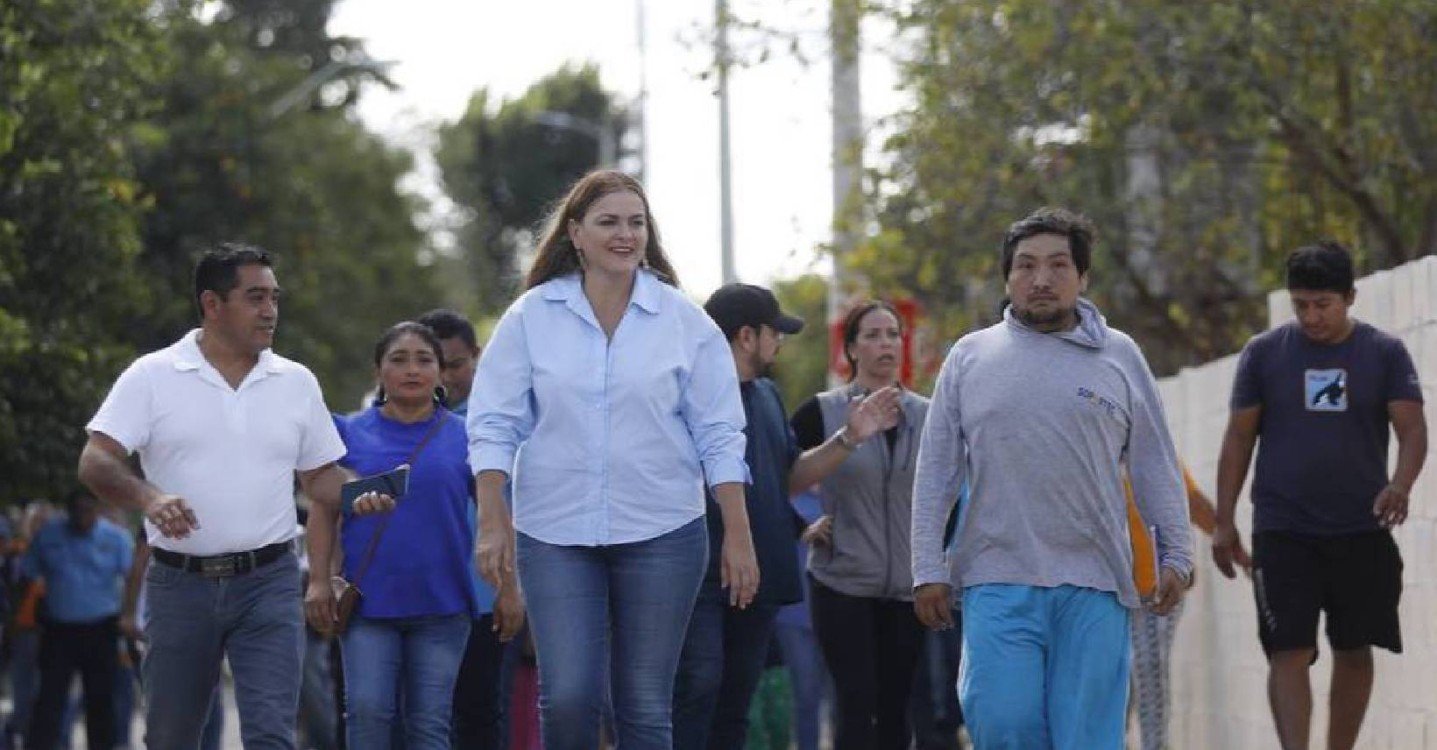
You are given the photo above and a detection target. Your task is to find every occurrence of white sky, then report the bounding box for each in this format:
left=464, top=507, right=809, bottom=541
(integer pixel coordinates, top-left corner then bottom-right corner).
left=329, top=0, right=904, bottom=301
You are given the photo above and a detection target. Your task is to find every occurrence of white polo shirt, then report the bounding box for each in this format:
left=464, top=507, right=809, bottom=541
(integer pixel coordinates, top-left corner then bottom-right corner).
left=87, top=329, right=345, bottom=556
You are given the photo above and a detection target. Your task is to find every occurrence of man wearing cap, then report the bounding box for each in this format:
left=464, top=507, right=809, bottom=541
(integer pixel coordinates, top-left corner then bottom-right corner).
left=673, top=283, right=903, bottom=750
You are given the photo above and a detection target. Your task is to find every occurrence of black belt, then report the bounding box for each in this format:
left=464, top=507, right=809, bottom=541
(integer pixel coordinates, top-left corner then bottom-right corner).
left=152, top=541, right=291, bottom=578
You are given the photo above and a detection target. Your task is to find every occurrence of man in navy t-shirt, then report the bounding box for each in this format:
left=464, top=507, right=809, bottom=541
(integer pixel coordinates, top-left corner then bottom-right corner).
left=673, top=284, right=902, bottom=750
left=1213, top=240, right=1427, bottom=750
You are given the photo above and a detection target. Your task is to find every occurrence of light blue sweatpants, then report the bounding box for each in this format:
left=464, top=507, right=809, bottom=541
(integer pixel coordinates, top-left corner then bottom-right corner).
left=959, top=584, right=1130, bottom=750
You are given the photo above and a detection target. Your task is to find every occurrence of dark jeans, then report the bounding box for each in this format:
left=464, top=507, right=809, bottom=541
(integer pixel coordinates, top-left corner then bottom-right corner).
left=808, top=577, right=923, bottom=750
left=143, top=551, right=304, bottom=750
left=299, top=629, right=339, bottom=750
left=517, top=519, right=707, bottom=750
left=451, top=614, right=506, bottom=749
left=27, top=618, right=118, bottom=750
left=672, top=578, right=779, bottom=749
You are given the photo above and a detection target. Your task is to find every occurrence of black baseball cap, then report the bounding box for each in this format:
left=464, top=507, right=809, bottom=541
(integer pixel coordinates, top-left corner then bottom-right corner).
left=704, top=283, right=805, bottom=340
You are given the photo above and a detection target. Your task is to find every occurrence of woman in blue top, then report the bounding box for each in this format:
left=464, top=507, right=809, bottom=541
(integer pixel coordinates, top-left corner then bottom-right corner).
left=305, top=322, right=524, bottom=750
left=468, top=170, right=760, bottom=750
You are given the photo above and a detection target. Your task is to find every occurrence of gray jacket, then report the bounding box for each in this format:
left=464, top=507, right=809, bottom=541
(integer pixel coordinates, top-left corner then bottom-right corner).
left=808, top=384, right=930, bottom=601
left=910, top=299, right=1194, bottom=609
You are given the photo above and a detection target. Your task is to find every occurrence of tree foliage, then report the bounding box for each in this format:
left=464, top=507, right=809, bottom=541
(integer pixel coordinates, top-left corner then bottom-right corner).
left=0, top=0, right=441, bottom=501
left=0, top=0, right=172, bottom=500
left=771, top=274, right=833, bottom=411
left=857, top=0, right=1437, bottom=374
left=129, top=1, right=437, bottom=409
left=434, top=64, right=629, bottom=318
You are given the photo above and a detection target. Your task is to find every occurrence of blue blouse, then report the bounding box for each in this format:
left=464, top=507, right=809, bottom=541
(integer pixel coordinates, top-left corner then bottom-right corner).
left=336, top=408, right=488, bottom=618
left=467, top=270, right=749, bottom=546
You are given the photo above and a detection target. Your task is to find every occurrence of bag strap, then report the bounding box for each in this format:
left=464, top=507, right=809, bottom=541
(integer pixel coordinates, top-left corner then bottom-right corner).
left=349, top=410, right=447, bottom=587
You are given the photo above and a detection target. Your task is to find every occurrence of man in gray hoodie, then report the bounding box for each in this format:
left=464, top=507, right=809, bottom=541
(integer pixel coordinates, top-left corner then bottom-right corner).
left=910, top=207, right=1194, bottom=749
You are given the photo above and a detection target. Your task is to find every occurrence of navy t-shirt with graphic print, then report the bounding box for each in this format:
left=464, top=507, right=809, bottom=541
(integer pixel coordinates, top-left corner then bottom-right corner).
left=1232, top=320, right=1423, bottom=536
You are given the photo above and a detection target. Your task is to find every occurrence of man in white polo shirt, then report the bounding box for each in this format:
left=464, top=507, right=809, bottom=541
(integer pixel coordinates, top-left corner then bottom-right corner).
left=77, top=244, right=376, bottom=750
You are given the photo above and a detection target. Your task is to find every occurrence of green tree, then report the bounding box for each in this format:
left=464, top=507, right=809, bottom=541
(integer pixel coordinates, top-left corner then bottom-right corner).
left=771, top=274, right=832, bottom=412
left=0, top=0, right=172, bottom=500
left=127, top=3, right=437, bottom=409
left=435, top=64, right=630, bottom=318
left=856, top=0, right=1437, bottom=374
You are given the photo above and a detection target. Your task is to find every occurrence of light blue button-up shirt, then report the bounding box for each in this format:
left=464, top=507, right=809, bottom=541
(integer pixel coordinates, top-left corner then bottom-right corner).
left=467, top=270, right=749, bottom=546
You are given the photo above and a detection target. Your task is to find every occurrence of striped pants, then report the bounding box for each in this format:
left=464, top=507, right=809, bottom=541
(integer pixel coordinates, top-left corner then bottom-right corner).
left=1129, top=602, right=1183, bottom=750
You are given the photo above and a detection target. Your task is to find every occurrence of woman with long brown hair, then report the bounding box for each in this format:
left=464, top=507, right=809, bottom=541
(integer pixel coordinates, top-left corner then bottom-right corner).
left=790, top=300, right=930, bottom=750
left=467, top=170, right=760, bottom=750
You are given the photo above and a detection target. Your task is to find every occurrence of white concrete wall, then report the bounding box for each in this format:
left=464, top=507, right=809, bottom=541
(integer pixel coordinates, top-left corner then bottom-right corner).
left=1163, top=255, right=1437, bottom=748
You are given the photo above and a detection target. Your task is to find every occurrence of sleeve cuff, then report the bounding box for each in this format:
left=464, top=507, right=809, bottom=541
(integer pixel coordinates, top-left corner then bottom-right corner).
left=85, top=423, right=139, bottom=455
left=470, top=444, right=517, bottom=476
left=912, top=564, right=951, bottom=589
left=702, top=456, right=751, bottom=488
left=1159, top=556, right=1194, bottom=579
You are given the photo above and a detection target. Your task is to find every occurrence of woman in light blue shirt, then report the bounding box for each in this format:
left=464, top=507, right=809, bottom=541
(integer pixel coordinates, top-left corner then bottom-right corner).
left=467, top=170, right=760, bottom=750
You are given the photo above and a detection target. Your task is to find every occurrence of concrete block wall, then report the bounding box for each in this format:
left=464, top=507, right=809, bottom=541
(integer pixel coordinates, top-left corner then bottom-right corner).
left=1166, top=255, right=1437, bottom=748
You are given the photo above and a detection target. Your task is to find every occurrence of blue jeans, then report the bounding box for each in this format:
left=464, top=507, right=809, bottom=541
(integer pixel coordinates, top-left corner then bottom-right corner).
left=517, top=518, right=707, bottom=750
left=341, top=613, right=470, bottom=750
left=960, top=584, right=1129, bottom=749
left=143, top=551, right=304, bottom=750
left=673, top=579, right=778, bottom=749
left=773, top=623, right=828, bottom=750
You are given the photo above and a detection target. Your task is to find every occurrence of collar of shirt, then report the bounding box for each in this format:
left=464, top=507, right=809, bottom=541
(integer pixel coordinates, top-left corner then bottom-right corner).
left=172, top=328, right=285, bottom=390
left=539, top=270, right=664, bottom=329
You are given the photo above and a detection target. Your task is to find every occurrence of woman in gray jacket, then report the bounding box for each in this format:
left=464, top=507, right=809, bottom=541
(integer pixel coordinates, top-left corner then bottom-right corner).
left=789, top=300, right=931, bottom=750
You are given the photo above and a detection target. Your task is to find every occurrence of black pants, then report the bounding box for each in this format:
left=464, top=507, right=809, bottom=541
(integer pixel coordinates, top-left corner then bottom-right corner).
left=27, top=617, right=118, bottom=750
left=451, top=614, right=506, bottom=749
left=809, top=578, right=924, bottom=750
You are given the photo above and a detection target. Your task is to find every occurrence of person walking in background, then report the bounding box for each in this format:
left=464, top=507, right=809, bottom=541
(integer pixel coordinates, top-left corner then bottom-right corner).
left=468, top=170, right=759, bottom=750
left=1126, top=464, right=1249, bottom=750
left=6, top=503, right=54, bottom=750
left=1212, top=240, right=1426, bottom=750
left=415, top=308, right=511, bottom=749
left=20, top=493, right=132, bottom=750
left=788, top=300, right=928, bottom=750
left=304, top=322, right=524, bottom=750
left=78, top=244, right=366, bottom=750
left=415, top=309, right=480, bottom=419
left=911, top=208, right=1194, bottom=749
left=672, top=284, right=900, bottom=749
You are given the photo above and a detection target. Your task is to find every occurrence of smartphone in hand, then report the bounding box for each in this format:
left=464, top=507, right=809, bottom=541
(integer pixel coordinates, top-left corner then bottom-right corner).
left=341, top=465, right=410, bottom=513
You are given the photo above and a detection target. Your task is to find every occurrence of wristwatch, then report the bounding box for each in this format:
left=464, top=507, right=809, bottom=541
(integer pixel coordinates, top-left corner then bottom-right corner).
left=835, top=427, right=858, bottom=450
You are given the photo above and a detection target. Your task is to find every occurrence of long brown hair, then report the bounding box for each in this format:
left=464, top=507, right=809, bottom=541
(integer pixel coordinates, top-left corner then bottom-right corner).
left=525, top=170, right=680, bottom=290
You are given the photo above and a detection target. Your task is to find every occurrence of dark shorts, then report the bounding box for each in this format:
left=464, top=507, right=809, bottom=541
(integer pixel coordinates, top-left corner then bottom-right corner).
left=1252, top=530, right=1403, bottom=658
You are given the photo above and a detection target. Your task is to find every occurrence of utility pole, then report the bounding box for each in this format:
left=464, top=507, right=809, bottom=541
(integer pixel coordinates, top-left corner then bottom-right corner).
left=829, top=0, right=862, bottom=379
left=717, top=0, right=737, bottom=284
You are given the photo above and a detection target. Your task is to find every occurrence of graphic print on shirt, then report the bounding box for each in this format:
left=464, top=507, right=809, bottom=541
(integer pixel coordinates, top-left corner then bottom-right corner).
left=1076, top=386, right=1129, bottom=427
left=1305, top=369, right=1348, bottom=412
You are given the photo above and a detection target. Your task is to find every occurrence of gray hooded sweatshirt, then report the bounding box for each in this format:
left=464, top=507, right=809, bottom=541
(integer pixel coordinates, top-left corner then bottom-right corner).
left=910, top=299, right=1193, bottom=609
